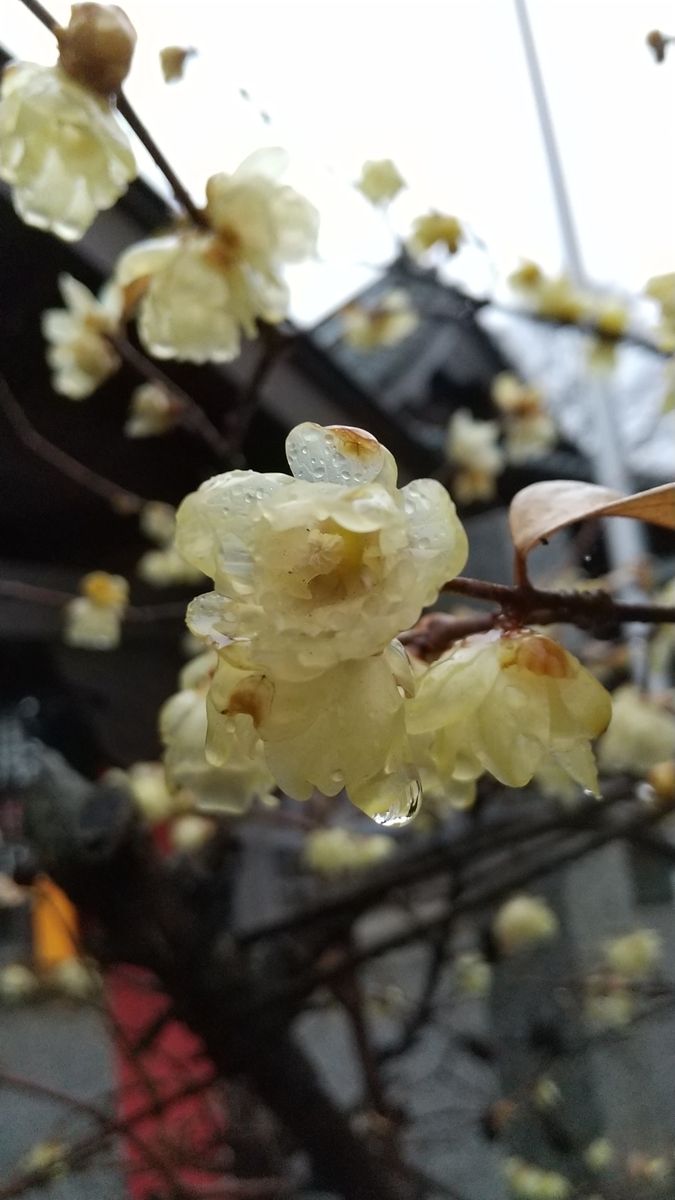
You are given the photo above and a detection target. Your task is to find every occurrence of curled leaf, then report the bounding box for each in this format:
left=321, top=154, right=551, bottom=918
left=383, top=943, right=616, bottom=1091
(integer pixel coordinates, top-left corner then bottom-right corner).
left=509, top=480, right=675, bottom=556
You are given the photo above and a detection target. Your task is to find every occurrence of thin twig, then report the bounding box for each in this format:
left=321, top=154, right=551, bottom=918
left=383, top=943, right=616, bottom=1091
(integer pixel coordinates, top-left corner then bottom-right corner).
left=0, top=579, right=186, bottom=624
left=109, top=332, right=232, bottom=462
left=0, top=373, right=148, bottom=513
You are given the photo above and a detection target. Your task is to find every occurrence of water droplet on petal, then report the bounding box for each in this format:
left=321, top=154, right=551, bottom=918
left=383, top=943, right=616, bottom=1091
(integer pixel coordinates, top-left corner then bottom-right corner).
left=353, top=765, right=422, bottom=828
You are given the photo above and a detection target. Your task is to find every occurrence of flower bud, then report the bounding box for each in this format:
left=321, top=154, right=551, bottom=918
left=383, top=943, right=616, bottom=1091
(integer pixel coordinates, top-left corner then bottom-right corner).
left=57, top=4, right=137, bottom=96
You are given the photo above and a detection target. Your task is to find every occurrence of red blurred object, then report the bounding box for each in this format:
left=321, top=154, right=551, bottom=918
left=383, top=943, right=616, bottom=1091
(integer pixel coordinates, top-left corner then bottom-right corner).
left=107, top=966, right=228, bottom=1199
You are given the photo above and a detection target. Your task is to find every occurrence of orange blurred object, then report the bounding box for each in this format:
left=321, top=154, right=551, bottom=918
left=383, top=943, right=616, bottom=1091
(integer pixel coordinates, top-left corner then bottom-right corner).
left=31, top=876, right=79, bottom=970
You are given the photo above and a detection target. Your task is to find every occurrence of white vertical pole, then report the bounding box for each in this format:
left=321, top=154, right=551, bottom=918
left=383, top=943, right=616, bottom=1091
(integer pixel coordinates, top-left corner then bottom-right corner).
left=514, top=0, right=649, bottom=681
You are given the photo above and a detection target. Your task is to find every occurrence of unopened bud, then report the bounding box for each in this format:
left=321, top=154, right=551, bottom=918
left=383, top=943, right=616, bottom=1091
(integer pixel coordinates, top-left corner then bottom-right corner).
left=57, top=4, right=137, bottom=96
left=647, top=760, right=675, bottom=802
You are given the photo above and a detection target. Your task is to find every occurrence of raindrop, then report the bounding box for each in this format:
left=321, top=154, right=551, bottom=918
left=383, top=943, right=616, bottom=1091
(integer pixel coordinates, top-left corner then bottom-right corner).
left=367, top=766, right=422, bottom=828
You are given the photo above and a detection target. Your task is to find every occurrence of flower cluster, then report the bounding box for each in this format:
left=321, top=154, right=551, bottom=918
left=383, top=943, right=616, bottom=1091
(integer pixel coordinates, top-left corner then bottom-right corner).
left=503, top=1159, right=571, bottom=1200
left=116, top=149, right=318, bottom=363
left=0, top=1, right=137, bottom=242
left=42, top=274, right=122, bottom=399
left=176, top=422, right=467, bottom=821
left=603, top=929, right=662, bottom=981
left=64, top=571, right=129, bottom=649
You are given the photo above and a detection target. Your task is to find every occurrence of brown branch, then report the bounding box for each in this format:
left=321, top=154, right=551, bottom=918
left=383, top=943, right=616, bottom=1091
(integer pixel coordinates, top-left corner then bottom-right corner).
left=0, top=579, right=186, bottom=624
left=224, top=329, right=295, bottom=466
left=0, top=1076, right=216, bottom=1200
left=0, top=373, right=148, bottom=513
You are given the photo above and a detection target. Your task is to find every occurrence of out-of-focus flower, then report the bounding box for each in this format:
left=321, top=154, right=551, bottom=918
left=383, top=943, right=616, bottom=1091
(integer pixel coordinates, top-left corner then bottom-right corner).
left=493, top=894, right=559, bottom=955
left=42, top=273, right=121, bottom=399
left=535, top=276, right=587, bottom=324
left=584, top=972, right=635, bottom=1029
left=407, top=630, right=611, bottom=795
left=646, top=29, right=670, bottom=63
left=491, top=372, right=557, bottom=463
left=503, top=1158, right=572, bottom=1200
left=454, top=950, right=492, bottom=996
left=18, top=1140, right=67, bottom=1179
left=159, top=45, right=195, bottom=83
left=170, top=813, right=216, bottom=851
left=116, top=149, right=318, bottom=362
left=408, top=212, right=463, bottom=257
left=587, top=301, right=628, bottom=371
left=603, top=929, right=661, bottom=980
left=646, top=272, right=675, bottom=322
left=0, top=962, right=38, bottom=1002
left=178, top=422, right=467, bottom=681
left=508, top=260, right=544, bottom=292
left=124, top=382, right=180, bottom=438
left=533, top=1078, right=561, bottom=1110
left=647, top=760, right=675, bottom=802
left=0, top=873, right=25, bottom=907
left=303, top=827, right=394, bottom=876
left=56, top=4, right=137, bottom=96
left=137, top=502, right=203, bottom=588
left=342, top=289, right=418, bottom=350
left=598, top=685, right=675, bottom=776
left=126, top=761, right=177, bottom=824
left=47, top=957, right=101, bottom=999
left=64, top=571, right=129, bottom=650
left=627, top=1154, right=672, bottom=1184
left=584, top=1138, right=614, bottom=1172
left=356, top=158, right=405, bottom=205
left=0, top=62, right=136, bottom=240
left=445, top=409, right=504, bottom=504
left=160, top=651, right=276, bottom=814
left=206, top=641, right=421, bottom=822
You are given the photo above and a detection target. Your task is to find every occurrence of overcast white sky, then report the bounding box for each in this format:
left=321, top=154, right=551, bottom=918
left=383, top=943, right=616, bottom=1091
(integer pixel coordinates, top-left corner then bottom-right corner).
left=4, top=0, right=675, bottom=321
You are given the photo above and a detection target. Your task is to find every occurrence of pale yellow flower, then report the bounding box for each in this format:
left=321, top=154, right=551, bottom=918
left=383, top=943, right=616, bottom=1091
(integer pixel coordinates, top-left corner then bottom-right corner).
left=125, top=383, right=178, bottom=438
left=42, top=274, right=121, bottom=399
left=64, top=571, right=128, bottom=650
left=504, top=412, right=557, bottom=464
left=116, top=149, right=318, bottom=362
left=646, top=272, right=675, bottom=323
left=584, top=1138, right=614, bottom=1173
left=603, top=929, right=661, bottom=980
left=598, top=685, right=675, bottom=776
left=137, top=502, right=203, bottom=588
left=356, top=158, right=405, bottom=205
left=508, top=260, right=544, bottom=292
left=533, top=1078, right=561, bottom=1110
left=47, top=957, right=100, bottom=1000
left=584, top=974, right=634, bottom=1029
left=170, top=814, right=216, bottom=851
left=0, top=963, right=38, bottom=1002
left=178, top=423, right=467, bottom=682
left=160, top=651, right=275, bottom=814
left=342, top=289, right=418, bottom=350
left=491, top=372, right=544, bottom=417
left=445, top=410, right=504, bottom=504
left=409, top=212, right=463, bottom=257
left=126, top=761, right=177, bottom=824
left=18, top=1140, right=67, bottom=1178
left=454, top=951, right=492, bottom=996
left=0, top=63, right=136, bottom=240
left=303, top=827, right=394, bottom=876
left=206, top=641, right=420, bottom=821
left=503, top=1160, right=572, bottom=1200
left=407, top=630, right=611, bottom=794
left=493, top=894, right=559, bottom=955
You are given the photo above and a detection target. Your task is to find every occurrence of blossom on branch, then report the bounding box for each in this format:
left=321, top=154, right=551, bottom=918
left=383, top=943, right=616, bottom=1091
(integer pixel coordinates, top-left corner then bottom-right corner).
left=493, top=894, right=559, bottom=955
left=603, top=929, right=662, bottom=980
left=63, top=570, right=129, bottom=649
left=177, top=422, right=467, bottom=680
left=0, top=63, right=136, bottom=241
left=341, top=290, right=418, bottom=350
left=303, top=827, right=394, bottom=876
left=137, top=501, right=204, bottom=588
left=124, top=383, right=179, bottom=437
left=408, top=212, right=464, bottom=258
left=407, top=630, right=612, bottom=795
left=598, top=685, right=675, bottom=775
left=491, top=372, right=557, bottom=463
left=356, top=158, right=405, bottom=205
left=444, top=409, right=504, bottom=504
left=42, top=273, right=122, bottom=399
left=116, top=148, right=318, bottom=362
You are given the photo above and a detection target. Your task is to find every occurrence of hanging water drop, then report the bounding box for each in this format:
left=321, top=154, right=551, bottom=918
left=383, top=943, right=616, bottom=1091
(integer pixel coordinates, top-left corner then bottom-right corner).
left=354, top=765, right=422, bottom=828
